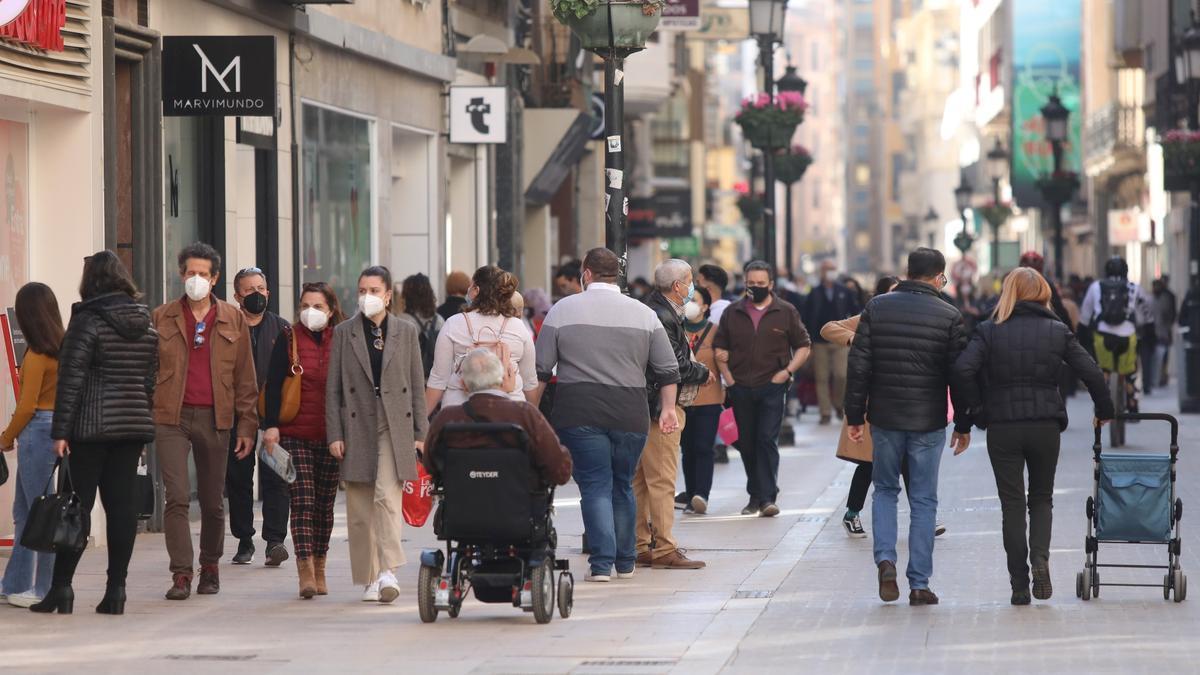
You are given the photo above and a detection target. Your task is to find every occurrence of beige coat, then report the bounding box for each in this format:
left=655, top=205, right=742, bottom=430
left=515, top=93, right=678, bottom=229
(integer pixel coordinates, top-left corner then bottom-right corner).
left=326, top=312, right=428, bottom=483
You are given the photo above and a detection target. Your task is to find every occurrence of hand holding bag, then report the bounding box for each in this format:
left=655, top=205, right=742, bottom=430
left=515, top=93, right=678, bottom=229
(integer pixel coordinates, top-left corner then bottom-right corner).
left=0, top=452, right=8, bottom=486
left=21, top=457, right=90, bottom=554
left=403, top=462, right=434, bottom=527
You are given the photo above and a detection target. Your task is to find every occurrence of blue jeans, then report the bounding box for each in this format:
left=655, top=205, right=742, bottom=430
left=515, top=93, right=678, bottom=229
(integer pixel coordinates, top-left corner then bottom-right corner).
left=557, top=426, right=647, bottom=576
left=1, top=411, right=56, bottom=597
left=681, top=404, right=722, bottom=501
left=871, top=426, right=946, bottom=590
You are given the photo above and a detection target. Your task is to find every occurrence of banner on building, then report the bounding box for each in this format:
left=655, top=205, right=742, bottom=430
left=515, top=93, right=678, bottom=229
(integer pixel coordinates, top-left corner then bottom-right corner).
left=661, top=0, right=701, bottom=30
left=163, top=36, right=277, bottom=117
left=449, top=86, right=508, bottom=144
left=1010, top=0, right=1081, bottom=209
left=691, top=7, right=747, bottom=40
left=629, top=189, right=692, bottom=239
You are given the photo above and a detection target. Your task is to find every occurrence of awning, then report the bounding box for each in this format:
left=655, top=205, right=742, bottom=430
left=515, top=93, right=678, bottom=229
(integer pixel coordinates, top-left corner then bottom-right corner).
left=523, top=109, right=596, bottom=205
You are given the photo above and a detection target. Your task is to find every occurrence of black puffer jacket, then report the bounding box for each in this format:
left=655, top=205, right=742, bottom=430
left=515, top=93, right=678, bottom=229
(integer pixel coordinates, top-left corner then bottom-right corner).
left=952, top=302, right=1114, bottom=430
left=52, top=293, right=159, bottom=443
left=644, top=290, right=709, bottom=419
left=845, top=281, right=969, bottom=433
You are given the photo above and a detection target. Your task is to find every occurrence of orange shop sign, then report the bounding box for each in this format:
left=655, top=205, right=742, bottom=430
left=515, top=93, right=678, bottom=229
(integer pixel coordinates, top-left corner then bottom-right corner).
left=0, top=0, right=66, bottom=52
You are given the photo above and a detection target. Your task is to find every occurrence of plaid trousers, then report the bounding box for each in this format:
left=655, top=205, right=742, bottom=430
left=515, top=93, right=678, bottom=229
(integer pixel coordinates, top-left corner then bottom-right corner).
left=283, top=436, right=341, bottom=560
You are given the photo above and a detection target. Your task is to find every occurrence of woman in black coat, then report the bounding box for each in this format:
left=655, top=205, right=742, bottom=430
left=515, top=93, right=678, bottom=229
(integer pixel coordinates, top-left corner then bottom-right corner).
left=32, top=251, right=159, bottom=615
left=953, top=267, right=1114, bottom=606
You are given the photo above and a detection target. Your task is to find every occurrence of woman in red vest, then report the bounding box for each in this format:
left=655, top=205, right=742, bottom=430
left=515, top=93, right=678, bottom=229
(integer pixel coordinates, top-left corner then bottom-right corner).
left=262, top=282, right=345, bottom=599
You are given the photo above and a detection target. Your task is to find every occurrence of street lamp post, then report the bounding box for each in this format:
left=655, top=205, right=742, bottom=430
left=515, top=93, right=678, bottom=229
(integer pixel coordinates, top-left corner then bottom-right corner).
left=1039, top=90, right=1070, bottom=281
left=749, top=0, right=787, bottom=271
left=1175, top=16, right=1200, bottom=410
left=775, top=65, right=807, bottom=277
left=953, top=172, right=974, bottom=255
left=985, top=138, right=1009, bottom=270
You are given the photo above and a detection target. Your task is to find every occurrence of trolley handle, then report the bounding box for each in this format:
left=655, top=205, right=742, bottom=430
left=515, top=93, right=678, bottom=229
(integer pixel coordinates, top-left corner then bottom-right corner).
left=1092, top=412, right=1180, bottom=461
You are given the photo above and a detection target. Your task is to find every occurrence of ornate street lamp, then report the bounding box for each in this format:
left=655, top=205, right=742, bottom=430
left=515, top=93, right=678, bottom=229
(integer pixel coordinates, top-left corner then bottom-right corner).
left=953, top=172, right=974, bottom=254
left=1175, top=14, right=1200, bottom=412
left=748, top=0, right=788, bottom=271
left=775, top=64, right=807, bottom=278
left=776, top=65, right=807, bottom=96
left=1038, top=89, right=1071, bottom=281
left=984, top=138, right=1009, bottom=270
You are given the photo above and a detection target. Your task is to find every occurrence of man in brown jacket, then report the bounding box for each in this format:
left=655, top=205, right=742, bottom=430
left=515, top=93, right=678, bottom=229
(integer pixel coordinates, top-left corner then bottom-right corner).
left=424, top=349, right=572, bottom=486
left=152, top=242, right=259, bottom=600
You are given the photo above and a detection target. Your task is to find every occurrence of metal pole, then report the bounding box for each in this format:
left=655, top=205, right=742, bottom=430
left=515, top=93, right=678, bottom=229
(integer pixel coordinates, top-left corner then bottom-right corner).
left=1184, top=91, right=1200, bottom=410
left=785, top=181, right=794, bottom=277
left=761, top=35, right=777, bottom=270
left=991, top=177, right=1001, bottom=270
left=603, top=52, right=627, bottom=289
left=1051, top=138, right=1064, bottom=281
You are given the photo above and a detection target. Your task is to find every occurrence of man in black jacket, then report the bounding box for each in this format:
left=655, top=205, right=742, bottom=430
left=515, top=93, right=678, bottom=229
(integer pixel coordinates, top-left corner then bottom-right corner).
left=845, top=248, right=971, bottom=606
left=803, top=260, right=861, bottom=424
left=634, top=259, right=712, bottom=570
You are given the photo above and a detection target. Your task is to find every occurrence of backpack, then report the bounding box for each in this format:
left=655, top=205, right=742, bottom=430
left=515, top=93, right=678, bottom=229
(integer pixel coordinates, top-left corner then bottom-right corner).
left=414, top=314, right=439, bottom=379
left=1098, top=279, right=1131, bottom=327
left=456, top=313, right=518, bottom=393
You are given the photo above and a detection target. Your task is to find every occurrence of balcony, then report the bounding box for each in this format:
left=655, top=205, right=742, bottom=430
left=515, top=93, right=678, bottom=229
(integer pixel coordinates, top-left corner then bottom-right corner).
left=1084, top=103, right=1144, bottom=178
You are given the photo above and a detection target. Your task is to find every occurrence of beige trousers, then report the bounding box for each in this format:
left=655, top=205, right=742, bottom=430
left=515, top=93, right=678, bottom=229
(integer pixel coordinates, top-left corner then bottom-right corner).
left=812, top=342, right=849, bottom=417
left=634, top=407, right=686, bottom=558
left=345, top=424, right=407, bottom=586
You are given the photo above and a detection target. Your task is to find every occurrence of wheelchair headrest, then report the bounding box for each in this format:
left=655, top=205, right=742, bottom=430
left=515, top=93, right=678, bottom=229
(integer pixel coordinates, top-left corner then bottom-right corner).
left=433, top=422, right=533, bottom=475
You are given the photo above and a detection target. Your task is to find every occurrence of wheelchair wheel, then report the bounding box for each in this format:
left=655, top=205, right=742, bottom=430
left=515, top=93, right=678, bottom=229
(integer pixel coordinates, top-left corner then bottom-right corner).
left=418, top=564, right=440, bottom=623
left=531, top=563, right=554, bottom=624
left=557, top=572, right=574, bottom=619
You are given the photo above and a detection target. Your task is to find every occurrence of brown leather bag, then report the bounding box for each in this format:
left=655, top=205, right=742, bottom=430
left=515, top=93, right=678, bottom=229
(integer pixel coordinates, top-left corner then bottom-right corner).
left=257, top=327, right=303, bottom=425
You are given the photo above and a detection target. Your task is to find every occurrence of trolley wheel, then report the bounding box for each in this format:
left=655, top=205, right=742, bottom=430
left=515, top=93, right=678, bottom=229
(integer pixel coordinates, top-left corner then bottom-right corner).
left=557, top=572, right=574, bottom=618
left=1086, top=497, right=1095, bottom=520
left=418, top=564, right=440, bottom=623
left=1080, top=569, right=1092, bottom=601
left=1076, top=572, right=1084, bottom=599
left=448, top=597, right=462, bottom=618
left=1176, top=498, right=1184, bottom=523
left=1092, top=570, right=1100, bottom=598
left=531, top=563, right=554, bottom=624
left=1174, top=571, right=1187, bottom=603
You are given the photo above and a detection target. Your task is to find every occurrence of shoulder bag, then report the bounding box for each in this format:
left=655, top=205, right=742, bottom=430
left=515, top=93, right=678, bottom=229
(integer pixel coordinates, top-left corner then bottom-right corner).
left=21, top=456, right=90, bottom=553
left=257, top=326, right=304, bottom=425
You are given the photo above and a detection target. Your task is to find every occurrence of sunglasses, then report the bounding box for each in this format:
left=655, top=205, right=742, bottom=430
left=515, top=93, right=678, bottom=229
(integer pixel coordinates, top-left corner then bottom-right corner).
left=193, top=320, right=207, bottom=349
left=239, top=266, right=263, bottom=275
left=371, top=324, right=384, bottom=351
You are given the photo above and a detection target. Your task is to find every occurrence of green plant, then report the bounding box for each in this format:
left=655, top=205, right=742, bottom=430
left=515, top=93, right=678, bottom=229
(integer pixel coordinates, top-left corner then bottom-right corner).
left=1163, top=130, right=1200, bottom=190
left=737, top=194, right=764, bottom=222
left=552, top=0, right=663, bottom=22
left=774, top=145, right=813, bottom=185
left=977, top=200, right=1013, bottom=226
left=1035, top=170, right=1079, bottom=205
left=735, top=92, right=808, bottom=150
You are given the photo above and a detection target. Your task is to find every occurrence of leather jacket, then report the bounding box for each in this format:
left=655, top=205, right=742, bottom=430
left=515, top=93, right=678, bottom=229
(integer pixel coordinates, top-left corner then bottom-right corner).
left=644, top=290, right=709, bottom=420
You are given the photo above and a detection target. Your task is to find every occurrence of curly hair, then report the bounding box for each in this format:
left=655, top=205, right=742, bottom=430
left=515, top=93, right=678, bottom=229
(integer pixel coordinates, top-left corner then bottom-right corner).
left=469, top=265, right=519, bottom=318
left=401, top=273, right=437, bottom=318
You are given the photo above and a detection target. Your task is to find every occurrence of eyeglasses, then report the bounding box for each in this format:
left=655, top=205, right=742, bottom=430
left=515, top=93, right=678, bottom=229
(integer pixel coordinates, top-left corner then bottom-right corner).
left=193, top=320, right=207, bottom=349
left=371, top=324, right=384, bottom=351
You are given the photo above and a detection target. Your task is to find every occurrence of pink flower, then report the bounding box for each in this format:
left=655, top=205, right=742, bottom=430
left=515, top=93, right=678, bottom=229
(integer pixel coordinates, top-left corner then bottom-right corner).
left=791, top=144, right=811, bottom=156
left=776, top=91, right=808, bottom=111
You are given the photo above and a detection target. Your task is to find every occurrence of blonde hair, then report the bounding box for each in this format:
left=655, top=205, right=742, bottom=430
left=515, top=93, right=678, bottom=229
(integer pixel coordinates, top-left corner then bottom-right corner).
left=993, top=267, right=1051, bottom=324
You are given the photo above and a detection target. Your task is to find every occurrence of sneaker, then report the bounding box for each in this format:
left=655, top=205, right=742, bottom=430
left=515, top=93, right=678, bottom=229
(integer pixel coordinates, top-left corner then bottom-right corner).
left=935, top=522, right=947, bottom=537
left=377, top=571, right=400, bottom=603
left=819, top=415, right=832, bottom=426
left=740, top=500, right=761, bottom=516
left=759, top=502, right=781, bottom=518
left=1031, top=559, right=1053, bottom=600
left=196, top=564, right=220, bottom=595
left=909, top=588, right=939, bottom=606
left=877, top=561, right=899, bottom=602
left=674, top=492, right=688, bottom=510
left=842, top=515, right=867, bottom=538
left=165, top=573, right=192, bottom=601
left=615, top=569, right=635, bottom=580
left=682, top=505, right=695, bottom=514
left=585, top=571, right=612, bottom=582
left=690, top=495, right=708, bottom=515
left=265, top=542, right=290, bottom=568
left=232, top=539, right=254, bottom=565
left=361, top=581, right=380, bottom=602
left=5, top=590, right=41, bottom=608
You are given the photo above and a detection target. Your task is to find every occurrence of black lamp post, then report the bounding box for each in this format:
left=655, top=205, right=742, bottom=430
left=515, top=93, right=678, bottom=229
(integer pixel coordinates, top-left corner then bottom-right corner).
left=1175, top=15, right=1200, bottom=411
left=924, top=206, right=939, bottom=248
left=953, top=172, right=974, bottom=254
left=776, top=64, right=806, bottom=277
left=1039, top=90, right=1070, bottom=281
left=749, top=0, right=788, bottom=271
left=985, top=138, right=1009, bottom=270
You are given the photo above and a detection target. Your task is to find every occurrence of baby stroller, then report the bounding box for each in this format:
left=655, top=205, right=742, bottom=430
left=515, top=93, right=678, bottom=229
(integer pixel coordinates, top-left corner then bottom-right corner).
left=1077, top=413, right=1186, bottom=602
left=418, top=421, right=574, bottom=623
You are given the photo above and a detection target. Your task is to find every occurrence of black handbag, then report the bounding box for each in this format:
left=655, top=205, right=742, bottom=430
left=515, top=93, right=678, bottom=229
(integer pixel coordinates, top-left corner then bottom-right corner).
left=21, top=457, right=90, bottom=554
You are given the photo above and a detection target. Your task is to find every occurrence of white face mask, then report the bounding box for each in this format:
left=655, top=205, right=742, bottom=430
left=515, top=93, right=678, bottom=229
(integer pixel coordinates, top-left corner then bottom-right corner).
left=300, top=308, right=329, bottom=332
left=358, top=293, right=386, bottom=318
left=184, top=275, right=211, bottom=302
left=684, top=301, right=703, bottom=321
left=824, top=270, right=838, bottom=283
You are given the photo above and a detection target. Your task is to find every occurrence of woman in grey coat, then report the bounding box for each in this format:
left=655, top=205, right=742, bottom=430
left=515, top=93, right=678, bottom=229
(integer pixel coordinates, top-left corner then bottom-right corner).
left=326, top=266, right=428, bottom=603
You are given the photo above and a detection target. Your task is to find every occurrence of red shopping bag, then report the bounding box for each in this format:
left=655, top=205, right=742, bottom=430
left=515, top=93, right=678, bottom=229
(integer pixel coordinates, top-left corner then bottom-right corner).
left=717, top=407, right=739, bottom=446
left=403, top=464, right=434, bottom=527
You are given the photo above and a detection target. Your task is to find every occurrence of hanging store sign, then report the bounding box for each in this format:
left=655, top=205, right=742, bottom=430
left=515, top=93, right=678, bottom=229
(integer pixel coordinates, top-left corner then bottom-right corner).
left=162, top=36, right=277, bottom=117
left=0, top=0, right=65, bottom=51
left=449, top=86, right=508, bottom=144
left=660, top=0, right=700, bottom=30
left=1108, top=208, right=1147, bottom=247
left=691, top=7, right=747, bottom=40
left=629, top=189, right=692, bottom=239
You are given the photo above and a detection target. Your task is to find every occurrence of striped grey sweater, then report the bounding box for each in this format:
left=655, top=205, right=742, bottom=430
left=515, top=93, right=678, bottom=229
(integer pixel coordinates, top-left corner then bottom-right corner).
left=535, top=283, right=680, bottom=434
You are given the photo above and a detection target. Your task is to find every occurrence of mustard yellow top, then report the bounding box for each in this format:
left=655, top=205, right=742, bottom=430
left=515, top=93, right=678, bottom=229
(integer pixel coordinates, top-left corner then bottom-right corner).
left=1, top=350, right=58, bottom=447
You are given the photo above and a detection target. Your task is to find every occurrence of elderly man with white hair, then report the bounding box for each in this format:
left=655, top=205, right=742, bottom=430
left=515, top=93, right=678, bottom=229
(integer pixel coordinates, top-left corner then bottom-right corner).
left=634, top=259, right=713, bottom=570
left=423, top=348, right=572, bottom=489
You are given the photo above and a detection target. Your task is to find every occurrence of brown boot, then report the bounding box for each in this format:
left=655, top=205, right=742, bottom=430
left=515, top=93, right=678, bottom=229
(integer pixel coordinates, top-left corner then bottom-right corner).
left=313, top=556, right=328, bottom=595
left=636, top=551, right=653, bottom=568
left=651, top=549, right=706, bottom=569
left=297, top=558, right=317, bottom=599
left=909, top=588, right=939, bottom=606
left=878, top=561, right=899, bottom=602
left=165, top=573, right=192, bottom=601
left=196, top=564, right=220, bottom=595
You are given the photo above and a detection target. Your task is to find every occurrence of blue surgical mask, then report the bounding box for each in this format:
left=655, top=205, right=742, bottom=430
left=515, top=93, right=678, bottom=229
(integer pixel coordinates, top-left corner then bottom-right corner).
left=684, top=282, right=695, bottom=303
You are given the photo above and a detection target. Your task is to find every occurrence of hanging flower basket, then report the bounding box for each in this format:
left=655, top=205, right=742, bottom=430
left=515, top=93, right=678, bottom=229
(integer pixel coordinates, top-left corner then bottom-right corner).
left=774, top=145, right=813, bottom=185
left=1035, top=170, right=1080, bottom=206
left=553, top=0, right=663, bottom=52
left=977, top=200, right=1013, bottom=227
left=735, top=92, right=807, bottom=150
left=737, top=194, right=764, bottom=222
left=1163, top=130, right=1200, bottom=192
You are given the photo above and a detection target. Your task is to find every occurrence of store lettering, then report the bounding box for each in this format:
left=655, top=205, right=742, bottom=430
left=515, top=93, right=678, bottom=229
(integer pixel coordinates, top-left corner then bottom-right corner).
left=171, top=98, right=268, bottom=111
left=0, top=0, right=65, bottom=52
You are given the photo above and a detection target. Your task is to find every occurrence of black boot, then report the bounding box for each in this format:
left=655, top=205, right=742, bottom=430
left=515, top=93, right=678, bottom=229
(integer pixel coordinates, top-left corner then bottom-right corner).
left=96, top=584, right=126, bottom=615
left=29, top=585, right=74, bottom=614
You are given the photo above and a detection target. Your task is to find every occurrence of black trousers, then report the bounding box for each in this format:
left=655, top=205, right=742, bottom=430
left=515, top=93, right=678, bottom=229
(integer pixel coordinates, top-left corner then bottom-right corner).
left=52, top=442, right=143, bottom=587
left=846, top=459, right=910, bottom=513
left=226, top=432, right=289, bottom=545
left=987, top=421, right=1061, bottom=587
left=728, top=382, right=788, bottom=504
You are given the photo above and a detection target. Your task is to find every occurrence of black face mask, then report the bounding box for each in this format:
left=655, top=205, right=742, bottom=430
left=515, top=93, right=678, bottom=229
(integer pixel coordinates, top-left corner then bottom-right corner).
left=747, top=286, right=770, bottom=303
left=242, top=291, right=268, bottom=315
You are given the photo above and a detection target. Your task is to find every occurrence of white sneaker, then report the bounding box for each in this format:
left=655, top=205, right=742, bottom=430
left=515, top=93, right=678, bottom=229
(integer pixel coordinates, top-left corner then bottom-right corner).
left=690, top=495, right=708, bottom=515
left=585, top=571, right=611, bottom=582
left=6, top=590, right=42, bottom=608
left=935, top=522, right=947, bottom=537
left=361, top=581, right=381, bottom=602
left=377, top=570, right=400, bottom=603
left=616, top=569, right=635, bottom=580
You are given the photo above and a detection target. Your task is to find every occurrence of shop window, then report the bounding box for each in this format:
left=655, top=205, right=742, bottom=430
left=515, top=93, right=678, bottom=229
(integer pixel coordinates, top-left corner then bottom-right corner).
left=302, top=104, right=374, bottom=311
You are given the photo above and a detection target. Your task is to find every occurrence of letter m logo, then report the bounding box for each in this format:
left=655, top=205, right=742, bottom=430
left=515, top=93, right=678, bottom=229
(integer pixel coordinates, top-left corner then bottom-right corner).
left=194, top=44, right=240, bottom=93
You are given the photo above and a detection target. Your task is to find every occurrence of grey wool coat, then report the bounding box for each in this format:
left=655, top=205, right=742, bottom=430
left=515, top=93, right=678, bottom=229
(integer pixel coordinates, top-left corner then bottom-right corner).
left=326, top=312, right=428, bottom=483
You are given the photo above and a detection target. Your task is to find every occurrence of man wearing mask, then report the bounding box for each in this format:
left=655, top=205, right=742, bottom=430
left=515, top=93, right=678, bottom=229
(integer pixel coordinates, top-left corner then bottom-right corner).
left=803, top=260, right=861, bottom=425
left=152, top=243, right=259, bottom=600
left=226, top=267, right=291, bottom=567
left=634, top=260, right=712, bottom=569
left=714, top=261, right=811, bottom=517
